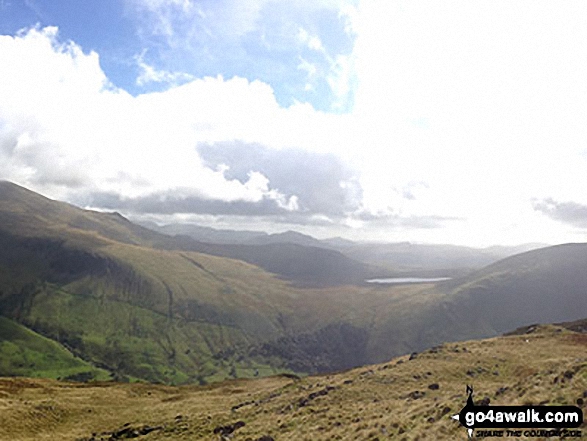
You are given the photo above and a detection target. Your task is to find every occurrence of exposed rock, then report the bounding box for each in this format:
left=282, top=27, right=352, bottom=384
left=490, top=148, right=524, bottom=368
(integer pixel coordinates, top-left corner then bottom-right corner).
left=213, top=421, right=246, bottom=437
left=76, top=424, right=163, bottom=441
left=504, top=324, right=540, bottom=336
left=428, top=383, right=439, bottom=390
left=278, top=373, right=301, bottom=381
left=297, top=385, right=336, bottom=407
left=495, top=387, right=508, bottom=396
left=406, top=390, right=426, bottom=400
left=232, top=400, right=255, bottom=412
left=478, top=397, right=491, bottom=406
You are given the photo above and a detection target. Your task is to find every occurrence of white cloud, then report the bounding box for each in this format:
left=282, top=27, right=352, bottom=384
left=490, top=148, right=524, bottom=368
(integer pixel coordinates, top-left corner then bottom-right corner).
left=135, top=50, right=194, bottom=86
left=130, top=0, right=267, bottom=43
left=341, top=0, right=587, bottom=244
left=3, top=0, right=587, bottom=247
left=0, top=26, right=323, bottom=208
left=327, top=53, right=356, bottom=110
left=297, top=27, right=325, bottom=53
left=297, top=60, right=315, bottom=78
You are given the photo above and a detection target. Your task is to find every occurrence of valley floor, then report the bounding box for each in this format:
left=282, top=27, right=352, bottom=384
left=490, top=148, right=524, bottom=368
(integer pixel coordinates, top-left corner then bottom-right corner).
left=1, top=325, right=586, bottom=440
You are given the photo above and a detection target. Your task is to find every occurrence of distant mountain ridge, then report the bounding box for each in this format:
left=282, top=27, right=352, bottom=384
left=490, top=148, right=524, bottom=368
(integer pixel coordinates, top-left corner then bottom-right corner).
left=141, top=219, right=546, bottom=275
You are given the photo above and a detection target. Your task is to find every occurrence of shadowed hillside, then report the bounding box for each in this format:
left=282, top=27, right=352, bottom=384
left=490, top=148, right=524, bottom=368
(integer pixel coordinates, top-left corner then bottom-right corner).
left=442, top=243, right=587, bottom=333
left=0, top=181, right=373, bottom=287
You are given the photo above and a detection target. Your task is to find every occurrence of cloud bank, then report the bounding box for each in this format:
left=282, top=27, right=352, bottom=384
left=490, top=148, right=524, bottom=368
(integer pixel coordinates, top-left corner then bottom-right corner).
left=0, top=26, right=366, bottom=229
left=533, top=198, right=587, bottom=229
left=2, top=1, right=587, bottom=246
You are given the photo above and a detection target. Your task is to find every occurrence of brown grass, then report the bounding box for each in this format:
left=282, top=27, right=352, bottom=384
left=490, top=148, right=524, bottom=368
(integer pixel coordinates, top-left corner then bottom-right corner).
left=1, top=325, right=586, bottom=441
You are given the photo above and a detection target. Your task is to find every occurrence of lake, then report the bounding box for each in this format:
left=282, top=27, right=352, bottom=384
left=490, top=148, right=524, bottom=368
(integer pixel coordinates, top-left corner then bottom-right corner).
left=365, top=277, right=452, bottom=284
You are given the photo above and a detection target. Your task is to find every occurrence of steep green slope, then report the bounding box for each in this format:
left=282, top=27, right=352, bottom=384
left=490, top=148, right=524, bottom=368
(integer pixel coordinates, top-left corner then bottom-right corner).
left=0, top=232, right=299, bottom=383
left=0, top=182, right=452, bottom=383
left=0, top=316, right=109, bottom=380
left=0, top=229, right=457, bottom=382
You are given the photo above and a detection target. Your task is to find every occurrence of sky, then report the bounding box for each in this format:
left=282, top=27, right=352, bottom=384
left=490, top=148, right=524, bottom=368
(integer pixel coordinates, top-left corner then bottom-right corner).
left=1, top=0, right=587, bottom=247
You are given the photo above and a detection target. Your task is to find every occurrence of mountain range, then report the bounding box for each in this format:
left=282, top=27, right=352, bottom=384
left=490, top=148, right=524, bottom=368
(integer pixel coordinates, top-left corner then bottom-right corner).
left=141, top=220, right=545, bottom=277
left=0, top=181, right=586, bottom=387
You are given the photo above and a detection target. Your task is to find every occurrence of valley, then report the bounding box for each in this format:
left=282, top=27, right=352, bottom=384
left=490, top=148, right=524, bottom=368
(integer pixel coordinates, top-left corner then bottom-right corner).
left=1, top=181, right=587, bottom=387
left=2, top=4, right=586, bottom=439
left=0, top=181, right=587, bottom=440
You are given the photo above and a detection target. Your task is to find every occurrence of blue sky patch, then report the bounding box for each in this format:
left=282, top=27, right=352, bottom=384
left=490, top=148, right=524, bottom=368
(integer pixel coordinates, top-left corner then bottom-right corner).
left=0, top=0, right=356, bottom=111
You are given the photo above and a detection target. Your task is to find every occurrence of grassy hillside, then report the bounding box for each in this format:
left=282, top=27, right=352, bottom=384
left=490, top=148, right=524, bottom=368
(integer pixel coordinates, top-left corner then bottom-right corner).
left=442, top=243, right=587, bottom=333
left=0, top=227, right=463, bottom=383
left=0, top=323, right=585, bottom=440
left=2, top=181, right=587, bottom=387
left=0, top=316, right=109, bottom=381
left=0, top=232, right=298, bottom=384
left=0, top=182, right=468, bottom=383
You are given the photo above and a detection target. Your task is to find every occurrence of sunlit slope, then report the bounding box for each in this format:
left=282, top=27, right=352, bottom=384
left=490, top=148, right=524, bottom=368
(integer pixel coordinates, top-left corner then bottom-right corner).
left=0, top=316, right=109, bottom=380
left=0, top=224, right=312, bottom=383
left=0, top=181, right=163, bottom=248
left=1, top=324, right=585, bottom=441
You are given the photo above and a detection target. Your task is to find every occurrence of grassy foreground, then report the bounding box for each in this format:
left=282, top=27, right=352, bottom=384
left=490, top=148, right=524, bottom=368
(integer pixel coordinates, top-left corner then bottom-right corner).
left=1, top=324, right=586, bottom=440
